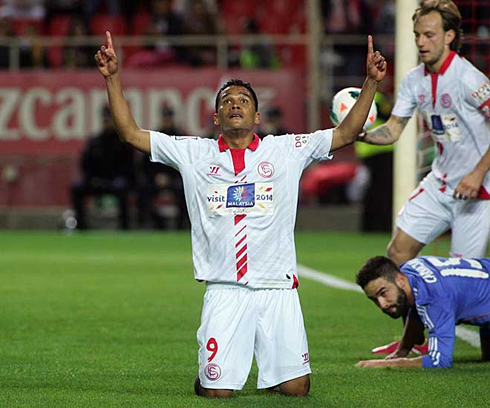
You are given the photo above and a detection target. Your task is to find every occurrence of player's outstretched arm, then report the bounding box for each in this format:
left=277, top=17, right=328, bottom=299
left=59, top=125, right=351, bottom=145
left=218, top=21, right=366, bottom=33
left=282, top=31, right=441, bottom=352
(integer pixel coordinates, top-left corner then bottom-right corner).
left=356, top=356, right=423, bottom=368
left=331, top=36, right=387, bottom=151
left=95, top=31, right=150, bottom=154
left=360, top=114, right=410, bottom=145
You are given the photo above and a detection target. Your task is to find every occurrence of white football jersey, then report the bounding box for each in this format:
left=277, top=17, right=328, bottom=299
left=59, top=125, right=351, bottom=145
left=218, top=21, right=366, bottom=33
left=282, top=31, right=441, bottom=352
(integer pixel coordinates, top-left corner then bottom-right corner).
left=392, top=51, right=490, bottom=198
left=150, top=130, right=333, bottom=288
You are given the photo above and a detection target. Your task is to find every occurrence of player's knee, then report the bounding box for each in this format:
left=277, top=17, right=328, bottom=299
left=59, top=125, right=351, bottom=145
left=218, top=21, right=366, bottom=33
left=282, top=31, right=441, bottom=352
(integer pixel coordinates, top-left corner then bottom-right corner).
left=278, top=375, right=310, bottom=397
left=202, top=389, right=234, bottom=398
left=387, top=240, right=413, bottom=265
left=194, top=376, right=233, bottom=398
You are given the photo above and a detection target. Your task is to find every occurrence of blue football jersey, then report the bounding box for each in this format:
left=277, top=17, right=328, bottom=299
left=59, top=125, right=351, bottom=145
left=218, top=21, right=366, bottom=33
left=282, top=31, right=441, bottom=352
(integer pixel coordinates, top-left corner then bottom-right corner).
left=402, top=257, right=490, bottom=368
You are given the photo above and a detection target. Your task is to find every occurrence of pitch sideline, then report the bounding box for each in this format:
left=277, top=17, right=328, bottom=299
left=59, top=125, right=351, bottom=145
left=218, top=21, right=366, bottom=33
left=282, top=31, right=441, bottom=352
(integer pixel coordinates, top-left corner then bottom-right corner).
left=297, top=264, right=481, bottom=348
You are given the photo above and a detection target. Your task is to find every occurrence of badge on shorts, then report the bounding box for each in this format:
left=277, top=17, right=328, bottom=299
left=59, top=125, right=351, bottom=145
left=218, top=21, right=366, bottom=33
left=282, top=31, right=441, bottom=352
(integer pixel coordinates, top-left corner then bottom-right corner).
left=204, top=363, right=222, bottom=381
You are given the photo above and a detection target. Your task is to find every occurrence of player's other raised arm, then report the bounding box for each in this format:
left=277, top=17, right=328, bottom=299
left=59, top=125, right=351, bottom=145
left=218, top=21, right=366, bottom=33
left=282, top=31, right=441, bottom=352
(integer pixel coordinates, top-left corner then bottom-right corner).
left=331, top=36, right=387, bottom=151
left=95, top=31, right=150, bottom=154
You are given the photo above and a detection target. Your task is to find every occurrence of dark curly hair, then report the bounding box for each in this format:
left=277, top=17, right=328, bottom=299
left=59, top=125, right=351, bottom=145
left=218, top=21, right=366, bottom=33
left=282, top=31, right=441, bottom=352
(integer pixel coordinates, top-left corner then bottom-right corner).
left=356, top=256, right=400, bottom=289
left=413, top=0, right=463, bottom=52
left=215, top=78, right=258, bottom=112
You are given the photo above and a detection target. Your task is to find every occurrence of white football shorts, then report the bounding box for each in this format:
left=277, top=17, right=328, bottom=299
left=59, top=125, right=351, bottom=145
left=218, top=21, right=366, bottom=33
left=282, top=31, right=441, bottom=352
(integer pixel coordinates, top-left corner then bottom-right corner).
left=397, top=172, right=490, bottom=257
left=197, top=283, right=311, bottom=390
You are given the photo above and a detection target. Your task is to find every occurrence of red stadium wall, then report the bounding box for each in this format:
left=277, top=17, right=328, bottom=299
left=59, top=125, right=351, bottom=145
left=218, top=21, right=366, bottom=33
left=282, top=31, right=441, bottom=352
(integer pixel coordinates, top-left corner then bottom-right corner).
left=0, top=69, right=305, bottom=207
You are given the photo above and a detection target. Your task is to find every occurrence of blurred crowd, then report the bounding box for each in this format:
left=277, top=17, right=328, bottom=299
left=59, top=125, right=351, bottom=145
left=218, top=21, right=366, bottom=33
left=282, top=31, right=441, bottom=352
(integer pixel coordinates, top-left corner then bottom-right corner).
left=0, top=0, right=403, bottom=71
left=0, top=1, right=488, bottom=71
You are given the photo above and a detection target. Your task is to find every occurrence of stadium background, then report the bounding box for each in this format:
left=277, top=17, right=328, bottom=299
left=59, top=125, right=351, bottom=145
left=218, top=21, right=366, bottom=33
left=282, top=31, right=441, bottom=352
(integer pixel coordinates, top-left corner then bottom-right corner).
left=0, top=0, right=488, bottom=233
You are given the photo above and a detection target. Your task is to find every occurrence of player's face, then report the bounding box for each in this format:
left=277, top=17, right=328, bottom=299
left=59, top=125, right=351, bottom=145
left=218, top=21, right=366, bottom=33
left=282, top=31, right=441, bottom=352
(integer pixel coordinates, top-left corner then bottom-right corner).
left=214, top=86, right=260, bottom=132
left=413, top=11, right=454, bottom=72
left=364, top=278, right=409, bottom=319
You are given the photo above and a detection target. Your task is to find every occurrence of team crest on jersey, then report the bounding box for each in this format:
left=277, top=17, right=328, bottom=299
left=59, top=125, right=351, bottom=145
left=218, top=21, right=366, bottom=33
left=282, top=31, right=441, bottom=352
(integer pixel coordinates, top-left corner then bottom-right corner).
left=204, top=363, right=221, bottom=381
left=294, top=134, right=309, bottom=149
left=441, top=93, right=452, bottom=108
left=258, top=161, right=274, bottom=178
left=227, top=184, right=255, bottom=207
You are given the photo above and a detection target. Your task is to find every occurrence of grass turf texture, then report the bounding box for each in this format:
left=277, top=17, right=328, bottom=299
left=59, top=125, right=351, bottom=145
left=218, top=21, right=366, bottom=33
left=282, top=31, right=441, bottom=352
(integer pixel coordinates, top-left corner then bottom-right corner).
left=0, top=231, right=489, bottom=407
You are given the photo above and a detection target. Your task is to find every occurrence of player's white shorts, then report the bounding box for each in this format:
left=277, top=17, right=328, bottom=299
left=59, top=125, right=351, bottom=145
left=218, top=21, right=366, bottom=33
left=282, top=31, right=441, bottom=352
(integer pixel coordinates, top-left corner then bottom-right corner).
left=197, top=283, right=311, bottom=390
left=397, top=172, right=490, bottom=257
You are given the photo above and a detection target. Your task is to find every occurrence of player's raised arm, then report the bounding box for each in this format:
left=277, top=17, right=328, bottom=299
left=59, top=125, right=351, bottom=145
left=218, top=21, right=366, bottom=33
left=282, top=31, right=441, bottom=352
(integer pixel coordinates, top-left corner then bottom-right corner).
left=331, top=36, right=387, bottom=151
left=95, top=31, right=150, bottom=154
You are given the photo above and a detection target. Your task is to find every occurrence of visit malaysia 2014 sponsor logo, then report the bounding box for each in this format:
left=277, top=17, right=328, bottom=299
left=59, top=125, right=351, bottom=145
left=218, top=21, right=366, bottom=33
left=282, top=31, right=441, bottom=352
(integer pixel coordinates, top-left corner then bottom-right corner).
left=227, top=184, right=255, bottom=208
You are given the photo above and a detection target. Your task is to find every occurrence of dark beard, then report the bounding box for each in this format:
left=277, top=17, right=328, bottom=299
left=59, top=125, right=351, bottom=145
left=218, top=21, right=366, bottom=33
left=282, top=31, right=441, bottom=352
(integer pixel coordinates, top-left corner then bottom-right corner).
left=382, top=287, right=409, bottom=319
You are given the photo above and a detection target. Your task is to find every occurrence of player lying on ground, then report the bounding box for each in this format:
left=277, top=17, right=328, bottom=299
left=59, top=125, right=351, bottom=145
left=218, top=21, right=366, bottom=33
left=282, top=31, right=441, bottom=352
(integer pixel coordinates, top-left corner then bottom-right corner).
left=95, top=31, right=386, bottom=397
left=355, top=255, right=490, bottom=368
left=358, top=0, right=490, bottom=357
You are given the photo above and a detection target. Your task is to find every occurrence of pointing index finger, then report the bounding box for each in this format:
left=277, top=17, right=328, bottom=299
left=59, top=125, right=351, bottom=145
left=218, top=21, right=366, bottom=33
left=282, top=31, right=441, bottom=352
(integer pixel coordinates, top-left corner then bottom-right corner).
left=368, top=35, right=373, bottom=55
left=106, top=31, right=114, bottom=50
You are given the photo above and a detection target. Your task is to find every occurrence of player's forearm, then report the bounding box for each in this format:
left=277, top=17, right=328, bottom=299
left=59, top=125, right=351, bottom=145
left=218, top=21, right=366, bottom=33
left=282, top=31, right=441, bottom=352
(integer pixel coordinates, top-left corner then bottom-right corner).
left=399, top=316, right=425, bottom=352
left=105, top=74, right=140, bottom=143
left=360, top=115, right=408, bottom=145
left=337, top=78, right=379, bottom=144
left=474, top=145, right=490, bottom=176
left=381, top=357, right=423, bottom=368
left=357, top=356, right=423, bottom=368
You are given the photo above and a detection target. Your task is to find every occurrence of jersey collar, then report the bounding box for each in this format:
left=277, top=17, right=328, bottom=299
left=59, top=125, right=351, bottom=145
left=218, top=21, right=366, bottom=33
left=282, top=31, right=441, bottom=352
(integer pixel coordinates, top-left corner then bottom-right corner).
left=424, top=51, right=457, bottom=76
left=218, top=134, right=260, bottom=152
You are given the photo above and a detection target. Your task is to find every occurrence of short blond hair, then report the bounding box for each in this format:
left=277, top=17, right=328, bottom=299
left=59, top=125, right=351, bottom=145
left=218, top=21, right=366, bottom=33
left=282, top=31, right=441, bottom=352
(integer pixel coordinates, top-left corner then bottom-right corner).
left=413, top=0, right=463, bottom=52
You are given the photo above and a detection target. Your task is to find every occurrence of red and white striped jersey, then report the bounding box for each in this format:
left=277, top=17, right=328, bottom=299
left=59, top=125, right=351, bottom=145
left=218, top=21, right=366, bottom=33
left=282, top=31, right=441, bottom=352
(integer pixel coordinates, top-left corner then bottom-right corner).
left=150, top=130, right=333, bottom=288
left=392, top=51, right=490, bottom=198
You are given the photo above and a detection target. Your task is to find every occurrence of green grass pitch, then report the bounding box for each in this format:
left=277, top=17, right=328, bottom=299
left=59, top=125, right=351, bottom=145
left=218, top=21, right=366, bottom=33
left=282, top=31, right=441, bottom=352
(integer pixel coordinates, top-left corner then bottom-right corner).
left=0, top=231, right=489, bottom=407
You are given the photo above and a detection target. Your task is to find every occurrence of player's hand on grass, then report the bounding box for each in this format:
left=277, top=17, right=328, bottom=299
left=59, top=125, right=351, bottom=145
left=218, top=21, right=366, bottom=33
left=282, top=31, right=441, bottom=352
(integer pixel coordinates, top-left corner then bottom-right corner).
left=366, top=35, right=387, bottom=83
left=453, top=168, right=486, bottom=200
left=95, top=31, right=118, bottom=78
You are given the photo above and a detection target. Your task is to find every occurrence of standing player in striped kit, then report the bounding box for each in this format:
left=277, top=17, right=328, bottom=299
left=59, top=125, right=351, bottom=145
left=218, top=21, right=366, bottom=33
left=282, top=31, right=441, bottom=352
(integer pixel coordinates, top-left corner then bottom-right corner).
left=95, top=32, right=387, bottom=397
left=359, top=0, right=490, bottom=355
left=356, top=255, right=490, bottom=368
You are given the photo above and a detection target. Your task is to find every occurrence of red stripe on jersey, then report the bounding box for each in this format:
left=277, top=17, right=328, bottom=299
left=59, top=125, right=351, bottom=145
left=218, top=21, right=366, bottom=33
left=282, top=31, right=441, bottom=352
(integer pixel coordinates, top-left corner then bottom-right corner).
left=234, top=214, right=247, bottom=225
left=439, top=173, right=447, bottom=193
left=236, top=254, right=247, bottom=271
left=235, top=224, right=247, bottom=237
left=431, top=73, right=438, bottom=108
left=237, top=263, right=248, bottom=281
left=230, top=148, right=246, bottom=175
left=409, top=188, right=425, bottom=201
left=235, top=234, right=247, bottom=248
left=236, top=244, right=247, bottom=259
left=292, top=274, right=299, bottom=289
left=478, top=99, right=490, bottom=120
left=478, top=186, right=490, bottom=199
